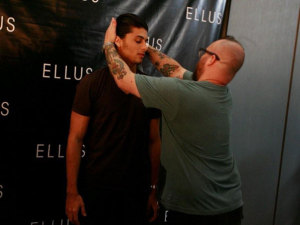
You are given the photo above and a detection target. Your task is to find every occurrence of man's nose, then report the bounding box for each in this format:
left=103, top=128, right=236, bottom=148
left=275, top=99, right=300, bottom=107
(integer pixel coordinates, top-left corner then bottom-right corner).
left=142, top=41, right=148, bottom=51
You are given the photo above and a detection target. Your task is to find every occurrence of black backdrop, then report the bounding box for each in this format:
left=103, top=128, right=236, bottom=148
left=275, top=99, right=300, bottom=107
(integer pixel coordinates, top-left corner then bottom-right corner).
left=0, top=1, right=227, bottom=224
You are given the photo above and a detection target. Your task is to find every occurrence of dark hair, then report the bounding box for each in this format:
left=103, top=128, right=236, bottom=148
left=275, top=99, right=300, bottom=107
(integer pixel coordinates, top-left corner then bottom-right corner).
left=116, top=13, right=148, bottom=38
left=223, top=35, right=244, bottom=50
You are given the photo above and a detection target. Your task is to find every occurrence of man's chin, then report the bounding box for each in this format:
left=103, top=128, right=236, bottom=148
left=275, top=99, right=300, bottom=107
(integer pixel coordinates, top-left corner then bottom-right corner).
left=135, top=59, right=143, bottom=64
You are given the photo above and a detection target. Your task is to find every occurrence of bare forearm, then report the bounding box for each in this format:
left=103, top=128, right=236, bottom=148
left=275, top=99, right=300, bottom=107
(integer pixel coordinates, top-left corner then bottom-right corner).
left=66, top=138, right=83, bottom=194
left=149, top=139, right=161, bottom=187
left=147, top=45, right=186, bottom=78
left=149, top=119, right=161, bottom=187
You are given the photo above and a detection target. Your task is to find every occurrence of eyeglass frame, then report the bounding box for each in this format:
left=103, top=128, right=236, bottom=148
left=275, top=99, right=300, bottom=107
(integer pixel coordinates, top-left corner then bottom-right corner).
left=198, top=47, right=220, bottom=61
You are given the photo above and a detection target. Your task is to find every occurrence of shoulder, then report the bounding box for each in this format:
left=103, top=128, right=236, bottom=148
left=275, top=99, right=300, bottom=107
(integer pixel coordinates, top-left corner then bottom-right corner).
left=77, top=67, right=111, bottom=87
left=182, top=70, right=193, bottom=80
left=81, top=67, right=109, bottom=81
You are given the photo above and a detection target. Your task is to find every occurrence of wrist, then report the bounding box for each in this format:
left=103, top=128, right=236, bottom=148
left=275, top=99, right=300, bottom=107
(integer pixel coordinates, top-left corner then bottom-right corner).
left=150, top=184, right=157, bottom=190
left=66, top=186, right=79, bottom=195
left=102, top=42, right=114, bottom=51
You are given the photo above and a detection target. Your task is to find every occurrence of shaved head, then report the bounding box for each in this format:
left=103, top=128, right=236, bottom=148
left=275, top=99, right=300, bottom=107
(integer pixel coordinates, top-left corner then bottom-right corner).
left=209, top=37, right=245, bottom=75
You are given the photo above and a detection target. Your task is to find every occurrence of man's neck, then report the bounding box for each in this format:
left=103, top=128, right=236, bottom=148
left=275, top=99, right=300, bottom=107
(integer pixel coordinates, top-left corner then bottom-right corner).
left=198, top=73, right=226, bottom=86
left=123, top=59, right=137, bottom=73
left=130, top=64, right=137, bottom=73
left=200, top=78, right=226, bottom=86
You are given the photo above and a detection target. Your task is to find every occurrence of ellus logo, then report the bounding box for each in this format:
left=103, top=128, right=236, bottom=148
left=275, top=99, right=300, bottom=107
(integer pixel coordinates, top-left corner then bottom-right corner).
left=147, top=37, right=163, bottom=51
left=0, top=15, right=16, bottom=32
left=82, top=0, right=102, bottom=3
left=186, top=7, right=223, bottom=24
left=1, top=101, right=9, bottom=117
left=31, top=218, right=70, bottom=225
left=42, top=63, right=93, bottom=81
left=36, top=144, right=86, bottom=159
left=0, top=184, right=3, bottom=199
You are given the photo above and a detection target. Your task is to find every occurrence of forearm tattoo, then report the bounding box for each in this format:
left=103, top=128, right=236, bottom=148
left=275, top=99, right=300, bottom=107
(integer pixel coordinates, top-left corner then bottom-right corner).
left=149, top=47, right=168, bottom=60
left=159, top=64, right=179, bottom=77
left=105, top=44, right=127, bottom=80
left=149, top=47, right=178, bottom=77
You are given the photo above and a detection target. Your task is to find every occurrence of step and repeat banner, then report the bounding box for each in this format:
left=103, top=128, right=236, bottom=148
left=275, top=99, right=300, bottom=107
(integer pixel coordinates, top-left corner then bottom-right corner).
left=0, top=0, right=227, bottom=224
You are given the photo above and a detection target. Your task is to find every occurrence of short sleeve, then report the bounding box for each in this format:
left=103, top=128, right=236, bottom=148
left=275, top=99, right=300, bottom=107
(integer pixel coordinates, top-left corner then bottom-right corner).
left=135, top=74, right=179, bottom=118
left=147, top=108, right=161, bottom=119
left=183, top=70, right=193, bottom=80
left=72, top=75, right=94, bottom=116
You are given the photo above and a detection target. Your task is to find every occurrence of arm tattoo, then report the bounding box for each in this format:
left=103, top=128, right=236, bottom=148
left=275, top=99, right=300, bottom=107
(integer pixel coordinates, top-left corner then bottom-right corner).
left=149, top=47, right=168, bottom=60
left=105, top=44, right=127, bottom=80
left=160, top=64, right=179, bottom=77
left=158, top=51, right=166, bottom=59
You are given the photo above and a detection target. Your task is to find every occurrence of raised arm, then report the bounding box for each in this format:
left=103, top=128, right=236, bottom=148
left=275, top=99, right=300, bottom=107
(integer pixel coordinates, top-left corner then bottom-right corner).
left=147, top=45, right=187, bottom=79
left=103, top=18, right=140, bottom=97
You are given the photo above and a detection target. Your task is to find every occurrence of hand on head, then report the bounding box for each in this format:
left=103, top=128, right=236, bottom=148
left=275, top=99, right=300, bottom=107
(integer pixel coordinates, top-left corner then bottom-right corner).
left=104, top=18, right=117, bottom=44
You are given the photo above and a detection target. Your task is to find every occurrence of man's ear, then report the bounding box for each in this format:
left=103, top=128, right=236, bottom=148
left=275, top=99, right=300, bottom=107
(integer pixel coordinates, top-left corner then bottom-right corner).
left=115, top=36, right=121, bottom=48
left=207, top=55, right=217, bottom=66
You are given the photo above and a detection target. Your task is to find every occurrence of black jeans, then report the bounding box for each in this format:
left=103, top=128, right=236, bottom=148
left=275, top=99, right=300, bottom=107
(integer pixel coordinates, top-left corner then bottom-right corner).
left=79, top=188, right=149, bottom=225
left=155, top=206, right=243, bottom=225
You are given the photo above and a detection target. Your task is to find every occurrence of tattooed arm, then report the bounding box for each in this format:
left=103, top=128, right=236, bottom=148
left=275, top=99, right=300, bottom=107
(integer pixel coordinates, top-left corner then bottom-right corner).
left=103, top=18, right=140, bottom=97
left=147, top=45, right=187, bottom=79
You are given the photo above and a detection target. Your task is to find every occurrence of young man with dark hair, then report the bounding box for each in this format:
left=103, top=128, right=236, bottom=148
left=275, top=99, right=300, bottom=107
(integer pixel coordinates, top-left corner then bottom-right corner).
left=103, top=18, right=245, bottom=225
left=65, top=13, right=161, bottom=225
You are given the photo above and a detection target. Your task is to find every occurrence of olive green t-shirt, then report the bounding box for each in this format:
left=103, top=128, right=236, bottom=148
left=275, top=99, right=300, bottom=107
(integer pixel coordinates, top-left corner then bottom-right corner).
left=135, top=71, right=243, bottom=215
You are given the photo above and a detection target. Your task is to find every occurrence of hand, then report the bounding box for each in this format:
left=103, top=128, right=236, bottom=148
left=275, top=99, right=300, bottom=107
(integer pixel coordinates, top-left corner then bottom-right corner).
left=147, top=190, right=159, bottom=222
left=104, top=17, right=117, bottom=44
left=66, top=193, right=87, bottom=225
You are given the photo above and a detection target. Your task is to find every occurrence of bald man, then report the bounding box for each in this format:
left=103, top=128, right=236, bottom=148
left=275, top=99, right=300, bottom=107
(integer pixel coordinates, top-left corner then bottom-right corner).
left=103, top=18, right=245, bottom=225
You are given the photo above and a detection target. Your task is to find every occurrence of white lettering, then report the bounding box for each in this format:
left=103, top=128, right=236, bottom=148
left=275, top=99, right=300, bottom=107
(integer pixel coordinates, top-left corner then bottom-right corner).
left=7, top=17, right=16, bottom=32
left=73, top=66, right=83, bottom=81
left=0, top=16, right=3, bottom=30
left=35, top=144, right=85, bottom=159
left=194, top=8, right=199, bottom=21
left=83, top=0, right=100, bottom=3
left=64, top=65, right=71, bottom=80
left=58, top=144, right=64, bottom=158
left=186, top=7, right=193, bottom=20
left=201, top=10, right=207, bottom=23
left=1, top=101, right=9, bottom=116
left=185, top=7, right=222, bottom=24
left=47, top=144, right=54, bottom=158
left=42, top=63, right=93, bottom=81
left=147, top=37, right=163, bottom=51
left=86, top=68, right=93, bottom=74
left=36, top=144, right=45, bottom=158
left=30, top=219, right=70, bottom=225
left=42, top=63, right=51, bottom=78
left=217, top=12, right=223, bottom=24
left=0, top=184, right=3, bottom=199
left=0, top=16, right=16, bottom=33
left=156, top=39, right=163, bottom=51
left=208, top=11, right=216, bottom=24
left=54, top=64, right=60, bottom=79
left=82, top=145, right=86, bottom=158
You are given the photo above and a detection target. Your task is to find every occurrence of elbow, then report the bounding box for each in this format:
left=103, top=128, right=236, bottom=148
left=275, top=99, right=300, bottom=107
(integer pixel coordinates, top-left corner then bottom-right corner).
left=116, top=81, right=130, bottom=94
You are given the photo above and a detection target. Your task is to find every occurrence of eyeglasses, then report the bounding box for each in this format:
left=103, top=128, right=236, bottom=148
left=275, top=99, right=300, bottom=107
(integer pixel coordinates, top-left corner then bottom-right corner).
left=198, top=48, right=220, bottom=60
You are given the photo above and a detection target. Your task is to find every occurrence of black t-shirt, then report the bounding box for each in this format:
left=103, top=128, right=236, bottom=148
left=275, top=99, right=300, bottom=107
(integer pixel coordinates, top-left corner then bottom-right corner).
left=72, top=67, right=160, bottom=192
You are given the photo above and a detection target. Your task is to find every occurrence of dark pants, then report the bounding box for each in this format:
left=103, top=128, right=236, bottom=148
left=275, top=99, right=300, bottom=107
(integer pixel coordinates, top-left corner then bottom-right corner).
left=79, top=188, right=149, bottom=225
left=155, top=206, right=243, bottom=225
